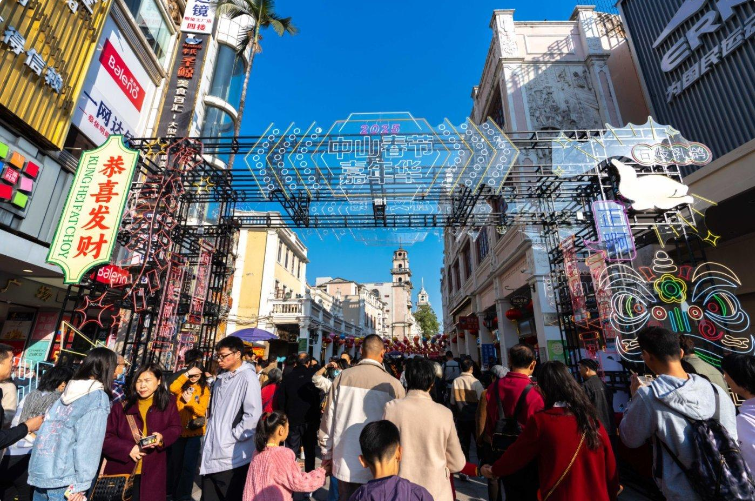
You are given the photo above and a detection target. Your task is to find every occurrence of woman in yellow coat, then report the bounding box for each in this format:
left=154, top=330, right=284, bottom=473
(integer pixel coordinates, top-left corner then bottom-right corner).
left=168, top=361, right=210, bottom=501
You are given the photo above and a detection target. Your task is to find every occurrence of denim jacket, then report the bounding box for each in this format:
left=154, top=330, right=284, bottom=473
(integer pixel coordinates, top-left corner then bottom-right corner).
left=28, top=380, right=111, bottom=493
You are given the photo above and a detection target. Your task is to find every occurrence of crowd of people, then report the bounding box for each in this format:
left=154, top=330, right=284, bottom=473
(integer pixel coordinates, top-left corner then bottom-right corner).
left=0, top=325, right=754, bottom=501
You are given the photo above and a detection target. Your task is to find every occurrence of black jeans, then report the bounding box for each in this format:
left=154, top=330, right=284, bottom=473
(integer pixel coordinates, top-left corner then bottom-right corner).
left=285, top=422, right=318, bottom=472
left=168, top=436, right=203, bottom=500
left=202, top=464, right=250, bottom=501
left=0, top=454, right=32, bottom=501
left=501, top=462, right=539, bottom=501
left=456, top=419, right=476, bottom=462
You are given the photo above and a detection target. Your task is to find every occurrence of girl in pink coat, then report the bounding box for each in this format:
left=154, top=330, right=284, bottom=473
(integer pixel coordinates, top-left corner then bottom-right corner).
left=243, top=411, right=327, bottom=501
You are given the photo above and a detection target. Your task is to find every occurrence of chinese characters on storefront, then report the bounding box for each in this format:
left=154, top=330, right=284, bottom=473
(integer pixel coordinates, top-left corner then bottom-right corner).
left=0, top=0, right=112, bottom=148
left=46, top=136, right=139, bottom=283
left=157, top=35, right=208, bottom=139
left=180, top=0, right=216, bottom=34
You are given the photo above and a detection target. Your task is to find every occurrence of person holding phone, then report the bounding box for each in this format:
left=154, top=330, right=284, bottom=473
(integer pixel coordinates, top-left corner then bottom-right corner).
left=102, top=364, right=182, bottom=501
left=168, top=361, right=211, bottom=501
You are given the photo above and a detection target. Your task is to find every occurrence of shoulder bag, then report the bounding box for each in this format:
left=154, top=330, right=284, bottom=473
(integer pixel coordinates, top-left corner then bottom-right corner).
left=538, top=431, right=585, bottom=501
left=90, top=406, right=141, bottom=501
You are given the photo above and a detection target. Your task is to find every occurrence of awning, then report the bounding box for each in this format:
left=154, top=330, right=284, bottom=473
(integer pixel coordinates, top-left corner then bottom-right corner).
left=230, top=328, right=277, bottom=342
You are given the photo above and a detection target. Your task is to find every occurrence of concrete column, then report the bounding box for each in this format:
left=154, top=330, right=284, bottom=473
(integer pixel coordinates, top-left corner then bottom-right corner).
left=496, top=299, right=520, bottom=363
left=530, top=276, right=564, bottom=363
left=298, top=320, right=310, bottom=353
left=465, top=329, right=480, bottom=362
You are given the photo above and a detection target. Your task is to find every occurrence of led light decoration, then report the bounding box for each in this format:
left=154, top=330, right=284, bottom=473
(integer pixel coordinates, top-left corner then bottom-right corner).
left=599, top=251, right=753, bottom=363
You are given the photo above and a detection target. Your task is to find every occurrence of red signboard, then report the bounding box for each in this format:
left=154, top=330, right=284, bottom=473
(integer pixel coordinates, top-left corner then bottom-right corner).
left=100, top=39, right=146, bottom=112
left=457, top=315, right=479, bottom=331
left=156, top=257, right=186, bottom=344
left=93, top=264, right=131, bottom=286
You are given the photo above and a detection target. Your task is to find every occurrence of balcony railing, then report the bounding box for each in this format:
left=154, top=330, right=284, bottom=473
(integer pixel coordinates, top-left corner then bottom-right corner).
left=271, top=301, right=303, bottom=315
left=390, top=268, right=411, bottom=275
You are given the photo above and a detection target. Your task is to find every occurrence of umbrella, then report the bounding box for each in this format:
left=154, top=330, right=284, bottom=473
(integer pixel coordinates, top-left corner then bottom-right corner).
left=230, top=328, right=276, bottom=342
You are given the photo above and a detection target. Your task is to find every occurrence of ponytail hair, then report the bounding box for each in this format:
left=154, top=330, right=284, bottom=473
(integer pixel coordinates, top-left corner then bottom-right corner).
left=254, top=411, right=289, bottom=452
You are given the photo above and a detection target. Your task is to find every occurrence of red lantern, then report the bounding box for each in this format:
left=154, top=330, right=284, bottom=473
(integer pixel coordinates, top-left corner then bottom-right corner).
left=505, top=307, right=523, bottom=322
left=451, top=336, right=457, bottom=343
left=469, top=330, right=479, bottom=336
left=323, top=336, right=333, bottom=345
left=458, top=331, right=466, bottom=339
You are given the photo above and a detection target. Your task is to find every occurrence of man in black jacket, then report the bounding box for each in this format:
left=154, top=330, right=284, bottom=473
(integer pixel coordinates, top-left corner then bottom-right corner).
left=277, top=352, right=321, bottom=472
left=0, top=344, right=43, bottom=450
left=578, top=359, right=616, bottom=436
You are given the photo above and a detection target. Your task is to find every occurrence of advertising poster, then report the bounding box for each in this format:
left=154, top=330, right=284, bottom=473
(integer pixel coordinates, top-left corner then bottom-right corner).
left=24, top=311, right=58, bottom=362
left=180, top=0, right=215, bottom=35
left=0, top=311, right=35, bottom=356
left=547, top=340, right=567, bottom=364
left=71, top=17, right=157, bottom=145
left=480, top=343, right=496, bottom=370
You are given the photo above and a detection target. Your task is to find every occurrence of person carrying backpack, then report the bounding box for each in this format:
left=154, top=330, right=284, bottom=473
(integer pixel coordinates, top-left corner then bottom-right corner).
left=449, top=358, right=484, bottom=475
left=620, top=326, right=753, bottom=501
left=488, top=344, right=544, bottom=500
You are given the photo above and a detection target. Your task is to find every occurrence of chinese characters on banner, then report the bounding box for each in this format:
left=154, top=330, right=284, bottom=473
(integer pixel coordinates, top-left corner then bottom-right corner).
left=327, top=125, right=436, bottom=188
left=180, top=0, right=215, bottom=34
left=561, top=236, right=588, bottom=324
left=157, top=35, right=208, bottom=139
left=153, top=257, right=186, bottom=352
left=587, top=201, right=636, bottom=261
left=586, top=252, right=617, bottom=345
left=188, top=242, right=213, bottom=324
left=46, top=136, right=139, bottom=283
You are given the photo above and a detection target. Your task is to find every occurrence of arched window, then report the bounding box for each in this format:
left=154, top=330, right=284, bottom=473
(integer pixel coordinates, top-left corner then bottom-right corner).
left=398, top=278, right=402, bottom=283
left=398, top=264, right=403, bottom=269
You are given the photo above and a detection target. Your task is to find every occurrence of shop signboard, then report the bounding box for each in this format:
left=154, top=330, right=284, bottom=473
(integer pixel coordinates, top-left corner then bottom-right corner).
left=0, top=311, right=35, bottom=356
left=155, top=257, right=186, bottom=350
left=92, top=264, right=131, bottom=287
left=157, top=34, right=209, bottom=138
left=46, top=136, right=139, bottom=284
left=298, top=338, right=309, bottom=353
left=457, top=315, right=479, bottom=331
left=71, top=17, right=157, bottom=145
left=24, top=311, right=58, bottom=362
left=180, top=0, right=216, bottom=35
left=0, top=0, right=113, bottom=148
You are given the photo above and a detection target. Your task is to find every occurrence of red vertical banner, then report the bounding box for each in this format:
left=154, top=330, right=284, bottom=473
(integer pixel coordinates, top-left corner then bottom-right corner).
left=154, top=256, right=186, bottom=352
left=188, top=241, right=213, bottom=325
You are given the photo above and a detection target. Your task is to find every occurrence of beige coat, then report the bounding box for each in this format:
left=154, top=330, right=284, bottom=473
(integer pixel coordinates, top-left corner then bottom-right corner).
left=318, top=359, right=405, bottom=484
left=383, top=390, right=466, bottom=501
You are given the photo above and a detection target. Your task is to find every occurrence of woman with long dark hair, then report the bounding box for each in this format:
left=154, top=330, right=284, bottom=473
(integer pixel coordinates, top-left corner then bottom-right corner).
left=102, top=364, right=181, bottom=501
left=28, top=347, right=117, bottom=501
left=260, top=367, right=282, bottom=413
left=168, top=361, right=211, bottom=501
left=243, top=411, right=327, bottom=501
left=1, top=365, right=74, bottom=501
left=481, top=361, right=619, bottom=501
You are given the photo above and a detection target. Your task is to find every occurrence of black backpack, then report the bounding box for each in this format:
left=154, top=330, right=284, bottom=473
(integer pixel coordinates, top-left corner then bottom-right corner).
left=655, top=381, right=755, bottom=501
left=491, top=383, right=533, bottom=452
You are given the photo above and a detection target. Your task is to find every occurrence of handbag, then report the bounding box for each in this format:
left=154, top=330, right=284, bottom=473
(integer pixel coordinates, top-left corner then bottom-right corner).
left=91, top=406, right=142, bottom=501
left=538, top=431, right=586, bottom=501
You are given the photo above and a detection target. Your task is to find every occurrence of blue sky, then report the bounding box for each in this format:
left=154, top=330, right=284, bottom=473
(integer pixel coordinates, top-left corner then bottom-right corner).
left=239, top=0, right=578, bottom=316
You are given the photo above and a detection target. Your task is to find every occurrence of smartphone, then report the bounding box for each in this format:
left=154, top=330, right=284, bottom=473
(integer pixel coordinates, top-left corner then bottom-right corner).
left=64, top=485, right=75, bottom=499
left=139, top=434, right=158, bottom=448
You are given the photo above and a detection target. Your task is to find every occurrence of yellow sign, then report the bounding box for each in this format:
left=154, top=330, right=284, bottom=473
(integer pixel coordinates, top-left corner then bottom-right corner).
left=47, top=135, right=139, bottom=283
left=0, top=0, right=112, bottom=149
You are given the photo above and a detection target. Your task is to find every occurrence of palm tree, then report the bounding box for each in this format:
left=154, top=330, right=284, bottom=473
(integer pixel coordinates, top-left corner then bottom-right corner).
left=215, top=0, right=297, bottom=167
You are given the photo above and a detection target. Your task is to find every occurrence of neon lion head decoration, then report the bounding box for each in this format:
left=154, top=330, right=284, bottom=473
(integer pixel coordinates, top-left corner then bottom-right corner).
left=599, top=250, right=752, bottom=365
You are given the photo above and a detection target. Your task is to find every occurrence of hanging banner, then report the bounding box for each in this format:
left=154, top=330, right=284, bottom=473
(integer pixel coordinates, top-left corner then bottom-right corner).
left=46, top=135, right=139, bottom=283
left=156, top=34, right=209, bottom=138
left=188, top=241, right=213, bottom=324
left=153, top=257, right=186, bottom=353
